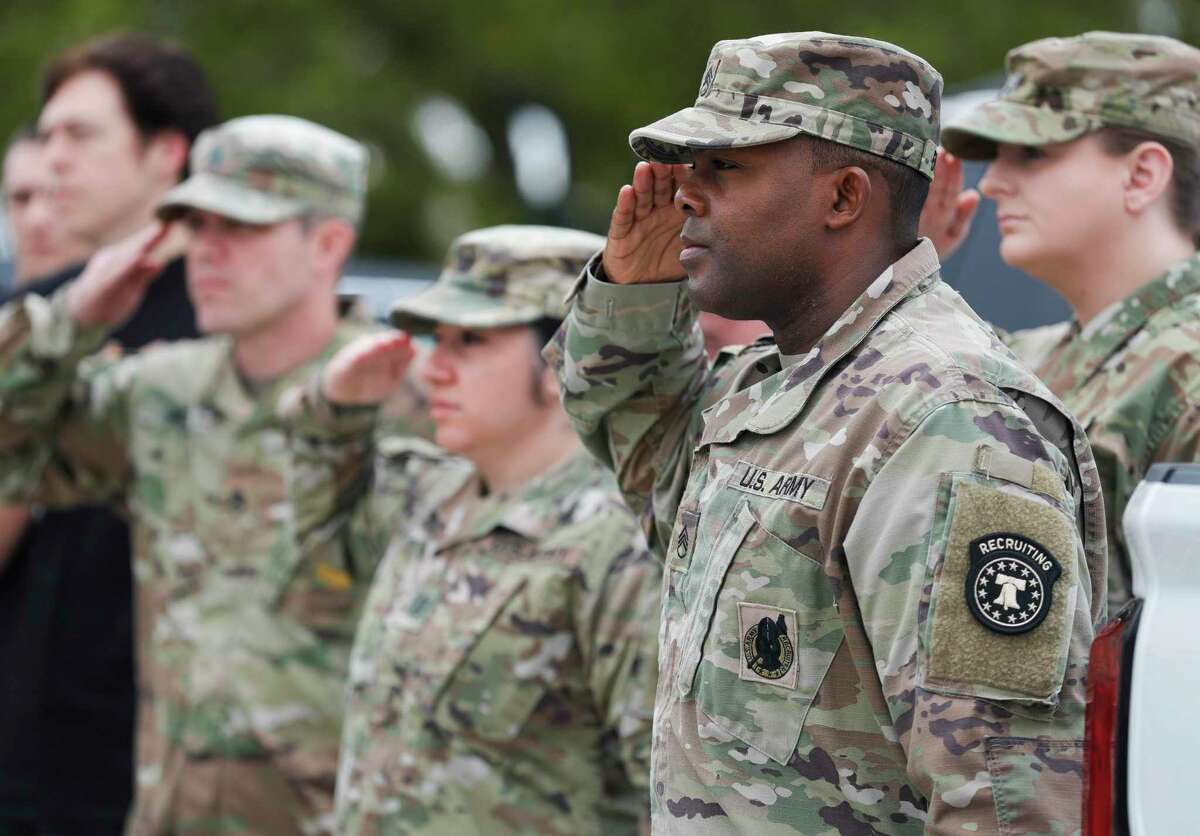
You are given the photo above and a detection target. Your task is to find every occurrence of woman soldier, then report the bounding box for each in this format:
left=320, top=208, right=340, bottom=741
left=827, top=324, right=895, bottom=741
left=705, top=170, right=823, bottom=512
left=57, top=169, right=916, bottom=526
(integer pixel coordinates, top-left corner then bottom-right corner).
left=285, top=225, right=659, bottom=835
left=924, top=31, right=1200, bottom=612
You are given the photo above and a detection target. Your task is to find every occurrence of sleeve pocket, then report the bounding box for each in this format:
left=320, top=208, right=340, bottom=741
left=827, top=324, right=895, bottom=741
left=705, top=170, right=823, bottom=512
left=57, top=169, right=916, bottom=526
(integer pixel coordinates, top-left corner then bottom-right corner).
left=984, top=737, right=1083, bottom=836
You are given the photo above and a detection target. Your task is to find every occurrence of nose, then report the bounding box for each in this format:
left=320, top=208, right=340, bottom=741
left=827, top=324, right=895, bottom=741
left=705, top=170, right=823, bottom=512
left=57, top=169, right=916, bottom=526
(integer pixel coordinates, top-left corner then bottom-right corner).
left=419, top=343, right=456, bottom=388
left=978, top=158, right=1012, bottom=200
left=673, top=167, right=707, bottom=217
left=187, top=221, right=226, bottom=265
left=28, top=194, right=54, bottom=228
left=41, top=132, right=70, bottom=173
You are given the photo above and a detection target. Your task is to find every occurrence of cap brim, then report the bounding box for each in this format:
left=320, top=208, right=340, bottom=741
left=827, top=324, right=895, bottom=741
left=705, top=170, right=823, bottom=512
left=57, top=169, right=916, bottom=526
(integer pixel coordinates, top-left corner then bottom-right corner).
left=629, top=105, right=803, bottom=163
left=388, top=283, right=542, bottom=334
left=156, top=172, right=307, bottom=225
left=941, top=100, right=1098, bottom=161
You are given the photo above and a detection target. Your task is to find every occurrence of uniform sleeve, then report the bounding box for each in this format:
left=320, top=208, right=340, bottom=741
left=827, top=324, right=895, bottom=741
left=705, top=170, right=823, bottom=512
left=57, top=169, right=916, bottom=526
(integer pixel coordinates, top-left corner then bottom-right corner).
left=279, top=374, right=385, bottom=578
left=279, top=373, right=440, bottom=581
left=544, top=258, right=710, bottom=556
left=571, top=502, right=662, bottom=821
left=0, top=285, right=134, bottom=505
left=841, top=398, right=1093, bottom=835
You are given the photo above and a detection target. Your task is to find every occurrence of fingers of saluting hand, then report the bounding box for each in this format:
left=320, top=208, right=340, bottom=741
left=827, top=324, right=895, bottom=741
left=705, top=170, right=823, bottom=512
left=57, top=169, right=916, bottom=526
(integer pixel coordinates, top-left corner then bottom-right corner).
left=632, top=161, right=656, bottom=220
left=609, top=184, right=637, bottom=241
left=651, top=162, right=675, bottom=208
left=951, top=189, right=981, bottom=237
left=354, top=331, right=413, bottom=367
left=930, top=149, right=964, bottom=212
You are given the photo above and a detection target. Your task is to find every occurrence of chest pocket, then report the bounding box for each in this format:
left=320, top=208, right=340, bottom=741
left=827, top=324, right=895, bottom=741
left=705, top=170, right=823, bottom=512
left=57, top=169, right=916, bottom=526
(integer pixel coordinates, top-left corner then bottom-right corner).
left=679, top=500, right=842, bottom=765
left=430, top=571, right=571, bottom=742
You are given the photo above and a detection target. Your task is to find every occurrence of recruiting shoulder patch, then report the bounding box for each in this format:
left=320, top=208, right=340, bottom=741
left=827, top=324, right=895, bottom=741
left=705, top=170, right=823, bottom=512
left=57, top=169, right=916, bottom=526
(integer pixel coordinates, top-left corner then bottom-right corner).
left=729, top=460, right=829, bottom=510
left=965, top=533, right=1061, bottom=634
left=925, top=478, right=1076, bottom=700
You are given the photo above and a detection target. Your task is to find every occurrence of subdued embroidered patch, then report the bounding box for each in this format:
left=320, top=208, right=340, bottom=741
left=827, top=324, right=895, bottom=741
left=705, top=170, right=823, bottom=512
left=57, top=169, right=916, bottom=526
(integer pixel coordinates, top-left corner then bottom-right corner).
left=668, top=509, right=701, bottom=574
left=728, top=460, right=829, bottom=509
left=738, top=602, right=799, bottom=689
left=926, top=478, right=1075, bottom=700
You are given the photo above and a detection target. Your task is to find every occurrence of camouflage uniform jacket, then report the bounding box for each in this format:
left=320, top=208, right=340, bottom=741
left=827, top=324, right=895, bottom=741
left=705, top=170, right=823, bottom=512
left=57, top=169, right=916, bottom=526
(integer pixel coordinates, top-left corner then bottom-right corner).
left=1005, top=252, right=1200, bottom=612
left=0, top=287, right=403, bottom=835
left=547, top=238, right=1108, bottom=835
left=331, top=438, right=660, bottom=835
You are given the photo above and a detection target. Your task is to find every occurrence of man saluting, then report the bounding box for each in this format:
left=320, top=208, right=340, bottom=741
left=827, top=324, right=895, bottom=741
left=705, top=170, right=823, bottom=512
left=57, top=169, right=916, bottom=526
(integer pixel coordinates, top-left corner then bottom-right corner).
left=547, top=32, right=1107, bottom=834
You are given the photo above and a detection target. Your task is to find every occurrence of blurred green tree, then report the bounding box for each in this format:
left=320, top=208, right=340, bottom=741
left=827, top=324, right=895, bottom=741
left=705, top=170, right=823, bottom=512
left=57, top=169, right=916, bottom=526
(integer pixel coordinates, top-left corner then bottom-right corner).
left=0, top=0, right=1192, bottom=261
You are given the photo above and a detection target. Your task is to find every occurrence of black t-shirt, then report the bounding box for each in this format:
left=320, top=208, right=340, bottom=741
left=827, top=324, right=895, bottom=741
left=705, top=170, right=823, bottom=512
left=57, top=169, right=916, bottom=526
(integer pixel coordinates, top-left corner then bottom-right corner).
left=0, top=259, right=196, bottom=825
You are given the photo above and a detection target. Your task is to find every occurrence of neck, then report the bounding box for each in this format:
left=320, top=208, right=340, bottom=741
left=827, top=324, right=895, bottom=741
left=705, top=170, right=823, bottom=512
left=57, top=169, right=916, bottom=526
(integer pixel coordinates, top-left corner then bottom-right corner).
left=472, top=415, right=581, bottom=496
left=232, top=293, right=339, bottom=382
left=772, top=237, right=906, bottom=355
left=1050, top=222, right=1195, bottom=326
left=93, top=182, right=169, bottom=249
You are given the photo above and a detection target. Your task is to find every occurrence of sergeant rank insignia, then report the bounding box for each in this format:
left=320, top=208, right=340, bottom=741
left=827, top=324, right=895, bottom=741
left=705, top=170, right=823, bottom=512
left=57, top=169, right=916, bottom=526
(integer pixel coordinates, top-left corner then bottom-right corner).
left=965, top=533, right=1061, bottom=635
left=738, top=602, right=797, bottom=688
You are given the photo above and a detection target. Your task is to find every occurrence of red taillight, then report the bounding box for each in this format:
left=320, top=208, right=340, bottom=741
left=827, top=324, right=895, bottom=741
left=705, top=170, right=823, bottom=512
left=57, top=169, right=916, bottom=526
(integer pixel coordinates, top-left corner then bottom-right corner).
left=1084, top=601, right=1140, bottom=836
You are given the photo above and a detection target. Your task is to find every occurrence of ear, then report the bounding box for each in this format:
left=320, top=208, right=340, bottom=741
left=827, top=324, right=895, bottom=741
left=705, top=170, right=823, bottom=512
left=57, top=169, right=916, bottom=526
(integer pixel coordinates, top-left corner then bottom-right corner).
left=1123, top=141, right=1174, bottom=216
left=826, top=167, right=872, bottom=231
left=310, top=218, right=357, bottom=281
left=143, top=130, right=190, bottom=182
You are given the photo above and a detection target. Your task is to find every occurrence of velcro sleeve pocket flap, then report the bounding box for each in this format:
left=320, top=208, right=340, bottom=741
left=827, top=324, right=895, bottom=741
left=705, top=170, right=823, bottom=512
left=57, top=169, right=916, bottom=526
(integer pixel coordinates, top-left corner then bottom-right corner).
left=924, top=476, right=1077, bottom=702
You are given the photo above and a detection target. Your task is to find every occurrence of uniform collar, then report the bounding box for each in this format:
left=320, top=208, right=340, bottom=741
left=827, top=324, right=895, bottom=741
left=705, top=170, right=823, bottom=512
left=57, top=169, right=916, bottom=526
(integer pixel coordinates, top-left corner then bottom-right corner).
left=701, top=238, right=941, bottom=445
left=198, top=320, right=366, bottom=427
left=436, top=450, right=600, bottom=548
left=1050, top=250, right=1200, bottom=390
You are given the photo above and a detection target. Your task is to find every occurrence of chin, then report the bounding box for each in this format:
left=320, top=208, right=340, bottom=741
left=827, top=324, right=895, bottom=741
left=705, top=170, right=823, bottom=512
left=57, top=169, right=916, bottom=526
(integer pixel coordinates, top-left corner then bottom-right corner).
left=433, top=425, right=473, bottom=456
left=194, top=312, right=227, bottom=334
left=685, top=272, right=725, bottom=315
left=997, top=236, right=1048, bottom=275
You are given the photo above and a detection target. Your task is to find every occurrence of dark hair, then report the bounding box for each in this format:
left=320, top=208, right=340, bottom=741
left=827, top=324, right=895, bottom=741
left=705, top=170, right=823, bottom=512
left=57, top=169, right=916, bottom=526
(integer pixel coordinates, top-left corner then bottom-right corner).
left=42, top=32, right=218, bottom=165
left=528, top=316, right=563, bottom=405
left=807, top=136, right=930, bottom=244
left=1097, top=127, right=1200, bottom=248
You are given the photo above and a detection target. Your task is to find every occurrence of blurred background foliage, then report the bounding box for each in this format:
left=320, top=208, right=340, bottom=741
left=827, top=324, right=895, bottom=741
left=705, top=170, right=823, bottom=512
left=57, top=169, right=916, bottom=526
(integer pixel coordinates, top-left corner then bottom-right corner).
left=0, top=0, right=1194, bottom=263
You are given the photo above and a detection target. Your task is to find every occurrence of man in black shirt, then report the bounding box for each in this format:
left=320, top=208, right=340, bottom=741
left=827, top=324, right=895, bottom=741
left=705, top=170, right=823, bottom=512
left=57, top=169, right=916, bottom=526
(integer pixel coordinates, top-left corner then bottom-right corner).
left=0, top=32, right=217, bottom=836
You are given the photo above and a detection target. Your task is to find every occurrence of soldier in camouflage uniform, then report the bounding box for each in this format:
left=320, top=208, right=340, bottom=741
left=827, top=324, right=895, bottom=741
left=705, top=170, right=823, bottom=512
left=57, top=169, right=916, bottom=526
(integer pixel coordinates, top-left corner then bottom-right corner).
left=546, top=33, right=1107, bottom=834
left=287, top=225, right=661, bottom=834
left=932, top=32, right=1200, bottom=611
left=0, top=115, right=423, bottom=834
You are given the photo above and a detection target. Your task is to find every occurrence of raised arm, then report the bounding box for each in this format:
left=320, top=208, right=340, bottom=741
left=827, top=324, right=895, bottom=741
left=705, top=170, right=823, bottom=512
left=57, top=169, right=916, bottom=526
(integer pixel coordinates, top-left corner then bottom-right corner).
left=0, top=224, right=176, bottom=506
left=546, top=163, right=713, bottom=556
left=281, top=331, right=422, bottom=574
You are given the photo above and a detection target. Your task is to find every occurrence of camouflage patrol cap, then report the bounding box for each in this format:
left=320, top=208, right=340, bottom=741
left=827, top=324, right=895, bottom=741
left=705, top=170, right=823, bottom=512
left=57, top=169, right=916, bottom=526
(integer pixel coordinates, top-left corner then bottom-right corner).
left=157, top=114, right=368, bottom=225
left=390, top=225, right=604, bottom=333
left=629, top=32, right=943, bottom=178
left=942, top=32, right=1200, bottom=160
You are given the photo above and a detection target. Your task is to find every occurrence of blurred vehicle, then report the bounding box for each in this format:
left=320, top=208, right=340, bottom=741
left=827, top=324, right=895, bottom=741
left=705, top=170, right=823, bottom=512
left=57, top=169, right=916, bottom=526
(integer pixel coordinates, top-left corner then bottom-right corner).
left=1084, top=463, right=1200, bottom=835
left=338, top=270, right=432, bottom=321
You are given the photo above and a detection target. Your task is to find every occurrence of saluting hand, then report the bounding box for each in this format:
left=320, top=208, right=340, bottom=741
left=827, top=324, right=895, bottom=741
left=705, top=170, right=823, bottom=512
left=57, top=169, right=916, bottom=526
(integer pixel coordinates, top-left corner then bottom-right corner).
left=66, top=222, right=179, bottom=327
left=603, top=161, right=687, bottom=285
left=321, top=331, right=415, bottom=406
left=919, top=149, right=981, bottom=262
